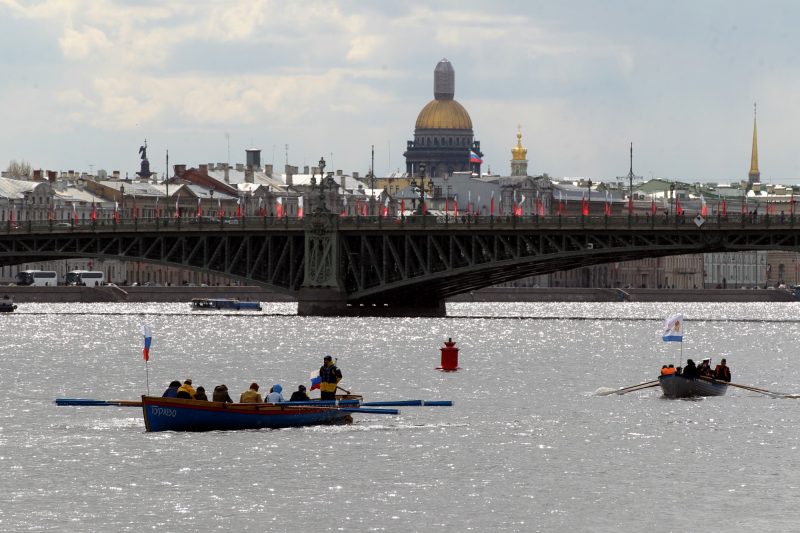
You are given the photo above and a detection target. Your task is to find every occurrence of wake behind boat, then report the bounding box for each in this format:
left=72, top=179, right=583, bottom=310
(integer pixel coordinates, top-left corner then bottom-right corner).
left=190, top=297, right=262, bottom=311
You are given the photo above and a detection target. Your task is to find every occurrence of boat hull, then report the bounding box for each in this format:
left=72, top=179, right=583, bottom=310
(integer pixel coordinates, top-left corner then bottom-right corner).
left=659, top=375, right=728, bottom=398
left=190, top=298, right=262, bottom=311
left=141, top=396, right=352, bottom=432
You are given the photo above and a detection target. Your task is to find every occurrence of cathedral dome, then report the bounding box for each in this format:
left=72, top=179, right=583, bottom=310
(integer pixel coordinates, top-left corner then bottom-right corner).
left=415, top=99, right=473, bottom=130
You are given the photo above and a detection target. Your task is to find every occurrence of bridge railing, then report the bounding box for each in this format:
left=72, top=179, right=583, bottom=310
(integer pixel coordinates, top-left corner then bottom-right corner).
left=3, top=211, right=797, bottom=234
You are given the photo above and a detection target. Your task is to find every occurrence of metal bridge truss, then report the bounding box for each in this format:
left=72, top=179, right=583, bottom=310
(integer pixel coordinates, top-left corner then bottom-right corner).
left=339, top=225, right=800, bottom=304
left=0, top=229, right=305, bottom=293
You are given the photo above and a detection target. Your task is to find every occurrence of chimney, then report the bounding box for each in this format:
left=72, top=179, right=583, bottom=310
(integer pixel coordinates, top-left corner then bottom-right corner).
left=174, top=164, right=186, bottom=177
left=264, top=164, right=273, bottom=178
left=112, top=170, right=120, bottom=179
left=303, top=165, right=309, bottom=175
left=336, top=169, right=343, bottom=176
left=285, top=164, right=294, bottom=187
left=245, top=166, right=254, bottom=183
left=236, top=163, right=244, bottom=172
left=341, top=173, right=347, bottom=191
left=47, top=170, right=57, bottom=183
left=199, top=164, right=208, bottom=176
left=224, top=164, right=229, bottom=183
left=353, top=171, right=359, bottom=180
left=33, top=169, right=43, bottom=181
left=208, top=163, right=216, bottom=171
left=246, top=149, right=261, bottom=169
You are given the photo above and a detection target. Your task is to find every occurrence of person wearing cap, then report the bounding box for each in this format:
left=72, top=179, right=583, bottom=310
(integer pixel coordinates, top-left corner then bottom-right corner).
left=266, top=384, right=285, bottom=403
left=713, top=359, right=732, bottom=382
left=319, top=355, right=343, bottom=401
left=176, top=379, right=196, bottom=399
left=240, top=382, right=263, bottom=403
left=289, top=385, right=310, bottom=402
left=697, top=359, right=713, bottom=378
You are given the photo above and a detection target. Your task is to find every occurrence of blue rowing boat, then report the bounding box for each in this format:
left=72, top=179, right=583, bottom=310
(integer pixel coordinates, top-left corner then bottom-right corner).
left=658, top=374, right=728, bottom=399
left=190, top=298, right=262, bottom=311
left=140, top=396, right=396, bottom=432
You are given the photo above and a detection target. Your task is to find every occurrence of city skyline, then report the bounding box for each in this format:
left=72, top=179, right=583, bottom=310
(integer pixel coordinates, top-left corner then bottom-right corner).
left=1, top=0, right=799, bottom=183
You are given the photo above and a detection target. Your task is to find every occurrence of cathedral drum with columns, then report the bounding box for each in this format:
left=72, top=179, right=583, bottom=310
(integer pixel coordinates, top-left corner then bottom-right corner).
left=404, top=59, right=483, bottom=177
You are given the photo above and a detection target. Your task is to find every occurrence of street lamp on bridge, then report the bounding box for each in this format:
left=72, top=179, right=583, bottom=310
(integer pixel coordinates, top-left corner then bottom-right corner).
left=586, top=179, right=592, bottom=216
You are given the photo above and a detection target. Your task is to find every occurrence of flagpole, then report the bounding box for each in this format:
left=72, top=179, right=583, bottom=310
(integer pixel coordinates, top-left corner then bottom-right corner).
left=145, top=359, right=150, bottom=396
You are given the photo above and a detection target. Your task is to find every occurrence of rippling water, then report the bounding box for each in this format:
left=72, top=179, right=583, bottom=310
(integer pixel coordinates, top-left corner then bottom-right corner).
left=2, top=302, right=800, bottom=532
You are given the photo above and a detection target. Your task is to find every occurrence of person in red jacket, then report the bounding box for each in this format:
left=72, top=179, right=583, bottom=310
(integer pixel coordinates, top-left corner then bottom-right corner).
left=713, top=359, right=732, bottom=382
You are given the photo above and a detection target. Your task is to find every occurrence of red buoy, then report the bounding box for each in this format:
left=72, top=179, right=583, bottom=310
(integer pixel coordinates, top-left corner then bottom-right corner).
left=437, top=337, right=460, bottom=371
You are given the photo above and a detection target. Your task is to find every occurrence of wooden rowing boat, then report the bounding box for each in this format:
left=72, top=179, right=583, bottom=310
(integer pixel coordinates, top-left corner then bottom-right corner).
left=141, top=395, right=359, bottom=432
left=658, top=374, right=728, bottom=399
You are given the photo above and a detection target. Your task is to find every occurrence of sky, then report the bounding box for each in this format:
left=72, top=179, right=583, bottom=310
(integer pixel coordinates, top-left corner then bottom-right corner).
left=1, top=0, right=799, bottom=184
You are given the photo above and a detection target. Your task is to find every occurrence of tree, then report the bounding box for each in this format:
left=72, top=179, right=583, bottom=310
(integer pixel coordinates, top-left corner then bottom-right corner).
left=6, top=159, right=32, bottom=178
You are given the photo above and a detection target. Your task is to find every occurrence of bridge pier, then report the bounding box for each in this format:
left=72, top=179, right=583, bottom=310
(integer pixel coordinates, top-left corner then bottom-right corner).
left=297, top=288, right=446, bottom=317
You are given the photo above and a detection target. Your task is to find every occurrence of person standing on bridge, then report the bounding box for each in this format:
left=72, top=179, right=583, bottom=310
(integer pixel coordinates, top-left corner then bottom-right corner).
left=319, top=355, right=343, bottom=401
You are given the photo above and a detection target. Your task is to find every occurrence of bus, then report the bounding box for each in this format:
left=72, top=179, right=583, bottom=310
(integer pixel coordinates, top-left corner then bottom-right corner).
left=65, top=270, right=105, bottom=286
left=15, top=270, right=58, bottom=287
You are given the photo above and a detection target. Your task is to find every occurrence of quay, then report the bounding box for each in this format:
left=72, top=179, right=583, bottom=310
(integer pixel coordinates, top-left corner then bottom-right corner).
left=1, top=286, right=795, bottom=305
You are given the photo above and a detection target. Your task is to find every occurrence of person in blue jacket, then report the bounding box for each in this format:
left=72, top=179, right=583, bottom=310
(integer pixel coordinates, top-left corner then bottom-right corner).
left=162, top=380, right=181, bottom=397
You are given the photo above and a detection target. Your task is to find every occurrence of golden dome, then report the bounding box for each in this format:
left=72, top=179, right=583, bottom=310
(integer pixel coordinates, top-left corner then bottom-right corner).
left=511, top=129, right=527, bottom=161
left=415, top=99, right=473, bottom=130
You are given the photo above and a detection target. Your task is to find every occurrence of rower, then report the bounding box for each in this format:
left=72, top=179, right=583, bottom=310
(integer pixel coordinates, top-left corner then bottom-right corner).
left=713, top=358, right=732, bottom=382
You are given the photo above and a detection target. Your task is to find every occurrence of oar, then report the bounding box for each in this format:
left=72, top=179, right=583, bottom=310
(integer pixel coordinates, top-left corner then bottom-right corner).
left=697, top=378, right=789, bottom=398
left=726, top=382, right=788, bottom=398
left=55, top=398, right=142, bottom=407
left=361, top=400, right=454, bottom=407
left=339, top=407, right=399, bottom=415
left=596, top=380, right=660, bottom=396
left=337, top=385, right=352, bottom=395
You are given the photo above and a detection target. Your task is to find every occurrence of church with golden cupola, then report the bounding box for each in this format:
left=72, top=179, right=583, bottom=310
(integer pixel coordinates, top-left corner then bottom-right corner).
left=404, top=59, right=483, bottom=177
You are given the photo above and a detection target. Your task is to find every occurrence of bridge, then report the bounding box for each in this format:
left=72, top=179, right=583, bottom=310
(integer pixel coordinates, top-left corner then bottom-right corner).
left=1, top=212, right=799, bottom=316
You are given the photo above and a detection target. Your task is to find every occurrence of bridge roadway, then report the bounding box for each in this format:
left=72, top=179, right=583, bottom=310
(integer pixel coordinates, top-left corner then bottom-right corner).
left=1, top=212, right=799, bottom=316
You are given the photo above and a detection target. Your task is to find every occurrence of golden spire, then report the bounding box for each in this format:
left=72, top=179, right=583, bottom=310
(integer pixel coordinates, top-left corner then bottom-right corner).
left=748, top=102, right=760, bottom=183
left=511, top=126, right=527, bottom=161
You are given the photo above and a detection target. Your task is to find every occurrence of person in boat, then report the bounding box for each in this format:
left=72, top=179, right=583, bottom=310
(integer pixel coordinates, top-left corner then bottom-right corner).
left=697, top=358, right=713, bottom=378
left=212, top=384, right=233, bottom=403
left=266, top=384, right=285, bottom=403
left=162, top=380, right=181, bottom=398
left=660, top=365, right=676, bottom=376
left=319, top=355, right=343, bottom=401
left=681, top=359, right=699, bottom=379
left=240, top=382, right=263, bottom=403
left=194, top=386, right=208, bottom=401
left=289, top=385, right=310, bottom=402
left=176, top=379, right=196, bottom=399
left=713, top=358, right=732, bottom=382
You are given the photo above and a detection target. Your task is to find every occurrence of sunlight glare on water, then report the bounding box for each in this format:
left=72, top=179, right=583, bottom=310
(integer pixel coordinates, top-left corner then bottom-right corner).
left=2, top=302, right=800, bottom=531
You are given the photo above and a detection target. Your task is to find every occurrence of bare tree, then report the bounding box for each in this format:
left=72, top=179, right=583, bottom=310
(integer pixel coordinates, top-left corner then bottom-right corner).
left=6, top=159, right=32, bottom=178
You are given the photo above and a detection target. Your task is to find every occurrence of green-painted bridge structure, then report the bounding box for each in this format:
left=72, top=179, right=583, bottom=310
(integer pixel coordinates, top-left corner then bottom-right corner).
left=1, top=212, right=798, bottom=316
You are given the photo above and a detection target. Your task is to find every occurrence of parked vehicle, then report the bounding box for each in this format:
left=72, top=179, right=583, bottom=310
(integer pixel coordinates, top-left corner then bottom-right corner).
left=15, top=270, right=58, bottom=286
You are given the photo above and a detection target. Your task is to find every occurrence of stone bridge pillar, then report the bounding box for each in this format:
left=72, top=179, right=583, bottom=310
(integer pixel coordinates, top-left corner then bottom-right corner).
left=297, top=211, right=348, bottom=316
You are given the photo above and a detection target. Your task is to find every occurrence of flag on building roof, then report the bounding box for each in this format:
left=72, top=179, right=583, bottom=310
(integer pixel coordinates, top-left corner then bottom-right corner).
left=469, top=151, right=482, bottom=164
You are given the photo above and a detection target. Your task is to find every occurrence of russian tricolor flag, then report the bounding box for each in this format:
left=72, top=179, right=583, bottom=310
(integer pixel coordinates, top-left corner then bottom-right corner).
left=141, top=325, right=153, bottom=362
left=309, top=370, right=321, bottom=391
left=469, top=151, right=482, bottom=164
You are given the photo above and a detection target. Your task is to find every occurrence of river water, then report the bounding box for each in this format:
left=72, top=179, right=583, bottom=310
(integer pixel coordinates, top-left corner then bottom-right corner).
left=2, top=301, right=800, bottom=532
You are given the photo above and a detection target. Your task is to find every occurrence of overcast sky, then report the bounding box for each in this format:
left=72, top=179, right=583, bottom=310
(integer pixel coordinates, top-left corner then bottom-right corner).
left=1, top=0, right=798, bottom=183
